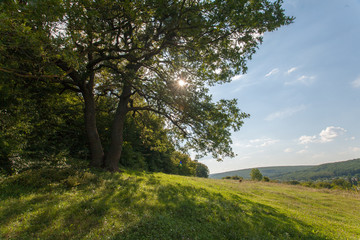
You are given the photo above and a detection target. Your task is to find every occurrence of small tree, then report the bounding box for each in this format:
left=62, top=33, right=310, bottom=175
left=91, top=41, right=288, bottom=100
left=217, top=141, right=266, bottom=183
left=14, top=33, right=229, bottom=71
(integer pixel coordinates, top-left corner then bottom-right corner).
left=195, top=162, right=209, bottom=178
left=250, top=168, right=263, bottom=181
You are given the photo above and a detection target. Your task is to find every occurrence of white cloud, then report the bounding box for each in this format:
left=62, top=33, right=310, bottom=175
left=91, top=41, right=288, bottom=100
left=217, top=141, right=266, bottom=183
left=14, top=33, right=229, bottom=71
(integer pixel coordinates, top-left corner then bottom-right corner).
left=299, top=135, right=317, bottom=144
left=286, top=67, right=298, bottom=74
left=319, top=126, right=346, bottom=143
left=298, top=126, right=346, bottom=144
left=351, top=76, right=360, bottom=88
left=265, top=105, right=306, bottom=121
left=265, top=68, right=279, bottom=77
left=285, top=75, right=315, bottom=86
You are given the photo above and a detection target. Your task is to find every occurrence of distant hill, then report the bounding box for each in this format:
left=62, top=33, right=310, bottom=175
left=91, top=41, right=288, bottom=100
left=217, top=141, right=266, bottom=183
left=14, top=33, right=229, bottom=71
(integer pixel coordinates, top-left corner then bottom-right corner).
left=210, top=158, right=360, bottom=181
left=210, top=165, right=313, bottom=179
left=273, top=158, right=360, bottom=181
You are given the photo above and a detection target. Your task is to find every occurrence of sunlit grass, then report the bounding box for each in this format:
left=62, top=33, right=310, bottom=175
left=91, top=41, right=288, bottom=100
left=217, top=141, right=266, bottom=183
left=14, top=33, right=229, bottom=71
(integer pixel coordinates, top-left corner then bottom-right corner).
left=1, top=168, right=359, bottom=239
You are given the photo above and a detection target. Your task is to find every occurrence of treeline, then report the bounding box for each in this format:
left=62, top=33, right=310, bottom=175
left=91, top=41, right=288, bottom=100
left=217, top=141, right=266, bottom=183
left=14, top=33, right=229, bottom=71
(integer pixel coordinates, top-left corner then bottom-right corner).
left=222, top=168, right=360, bottom=191
left=273, top=158, right=360, bottom=181
left=0, top=77, right=209, bottom=178
left=222, top=169, right=270, bottom=182
left=286, top=177, right=360, bottom=191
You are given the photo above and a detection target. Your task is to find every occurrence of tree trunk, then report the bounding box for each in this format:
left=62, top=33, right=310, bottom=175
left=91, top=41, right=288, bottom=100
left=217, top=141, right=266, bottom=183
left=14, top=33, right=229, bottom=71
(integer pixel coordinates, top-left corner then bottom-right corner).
left=83, top=88, right=104, bottom=168
left=104, top=84, right=132, bottom=172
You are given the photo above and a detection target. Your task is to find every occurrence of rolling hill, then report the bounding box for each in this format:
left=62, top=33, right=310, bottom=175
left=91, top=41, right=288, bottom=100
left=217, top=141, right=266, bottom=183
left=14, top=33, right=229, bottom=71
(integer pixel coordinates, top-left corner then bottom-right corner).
left=210, top=165, right=314, bottom=179
left=273, top=158, right=360, bottom=181
left=210, top=158, right=360, bottom=181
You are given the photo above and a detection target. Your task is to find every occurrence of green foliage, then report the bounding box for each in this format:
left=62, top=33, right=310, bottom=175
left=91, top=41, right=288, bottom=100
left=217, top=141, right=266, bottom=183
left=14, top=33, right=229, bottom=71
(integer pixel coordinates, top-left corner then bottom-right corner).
left=0, top=0, right=293, bottom=171
left=275, top=158, right=360, bottom=181
left=315, top=181, right=332, bottom=189
left=286, top=178, right=355, bottom=191
left=250, top=168, right=263, bottom=181
left=288, top=180, right=301, bottom=185
left=172, top=151, right=196, bottom=176
left=262, top=176, right=270, bottom=182
left=331, top=178, right=352, bottom=190
left=195, top=162, right=209, bottom=178
left=0, top=72, right=89, bottom=174
left=222, top=175, right=244, bottom=181
left=118, top=113, right=201, bottom=176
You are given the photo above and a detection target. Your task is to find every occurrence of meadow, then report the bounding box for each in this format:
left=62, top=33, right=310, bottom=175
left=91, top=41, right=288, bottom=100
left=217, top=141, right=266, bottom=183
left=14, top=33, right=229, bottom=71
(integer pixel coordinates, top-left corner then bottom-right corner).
left=1, top=168, right=359, bottom=239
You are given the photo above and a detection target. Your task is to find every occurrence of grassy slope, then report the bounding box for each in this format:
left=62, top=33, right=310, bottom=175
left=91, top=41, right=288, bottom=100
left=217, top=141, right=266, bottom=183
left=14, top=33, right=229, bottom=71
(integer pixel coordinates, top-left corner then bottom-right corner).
left=209, top=166, right=314, bottom=179
left=1, top=168, right=359, bottom=240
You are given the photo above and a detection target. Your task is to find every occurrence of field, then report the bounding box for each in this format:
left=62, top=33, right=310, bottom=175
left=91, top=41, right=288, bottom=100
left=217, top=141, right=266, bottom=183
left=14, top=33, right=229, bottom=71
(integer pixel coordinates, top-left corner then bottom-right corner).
left=1, top=168, right=359, bottom=239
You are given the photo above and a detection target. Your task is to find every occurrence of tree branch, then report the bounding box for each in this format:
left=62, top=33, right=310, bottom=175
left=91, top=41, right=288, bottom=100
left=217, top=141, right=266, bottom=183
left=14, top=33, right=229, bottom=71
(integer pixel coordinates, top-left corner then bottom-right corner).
left=0, top=66, right=73, bottom=80
left=128, top=106, right=188, bottom=137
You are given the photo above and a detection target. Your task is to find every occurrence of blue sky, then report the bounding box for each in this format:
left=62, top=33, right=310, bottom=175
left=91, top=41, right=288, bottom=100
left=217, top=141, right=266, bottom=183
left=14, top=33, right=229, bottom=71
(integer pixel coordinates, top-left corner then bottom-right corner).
left=203, top=0, right=360, bottom=174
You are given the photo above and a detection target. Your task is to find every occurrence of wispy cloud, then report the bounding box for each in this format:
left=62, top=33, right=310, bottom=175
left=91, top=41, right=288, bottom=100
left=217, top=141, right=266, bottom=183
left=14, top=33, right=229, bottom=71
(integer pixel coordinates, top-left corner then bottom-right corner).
left=349, top=147, right=360, bottom=153
left=249, top=138, right=279, bottom=147
left=351, top=76, right=360, bottom=88
left=286, top=67, right=298, bottom=74
left=298, top=126, right=346, bottom=144
left=284, top=148, right=293, bottom=153
left=265, top=68, right=279, bottom=77
left=296, top=149, right=308, bottom=154
left=232, top=74, right=244, bottom=81
left=265, top=105, right=306, bottom=121
left=285, top=75, right=316, bottom=86
left=234, top=138, right=279, bottom=148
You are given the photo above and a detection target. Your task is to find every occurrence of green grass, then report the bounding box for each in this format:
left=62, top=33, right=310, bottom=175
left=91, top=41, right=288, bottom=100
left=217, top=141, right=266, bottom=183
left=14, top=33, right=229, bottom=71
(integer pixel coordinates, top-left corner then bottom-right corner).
left=1, top=168, right=359, bottom=239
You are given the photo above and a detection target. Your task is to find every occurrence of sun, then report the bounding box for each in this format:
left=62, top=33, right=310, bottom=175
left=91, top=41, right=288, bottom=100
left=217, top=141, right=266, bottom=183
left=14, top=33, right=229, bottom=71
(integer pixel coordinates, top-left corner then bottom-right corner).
left=178, top=79, right=186, bottom=87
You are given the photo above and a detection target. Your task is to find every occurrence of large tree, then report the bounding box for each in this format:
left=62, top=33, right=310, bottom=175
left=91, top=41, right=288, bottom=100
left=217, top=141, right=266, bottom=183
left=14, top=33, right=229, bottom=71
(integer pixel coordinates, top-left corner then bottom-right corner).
left=0, top=0, right=293, bottom=171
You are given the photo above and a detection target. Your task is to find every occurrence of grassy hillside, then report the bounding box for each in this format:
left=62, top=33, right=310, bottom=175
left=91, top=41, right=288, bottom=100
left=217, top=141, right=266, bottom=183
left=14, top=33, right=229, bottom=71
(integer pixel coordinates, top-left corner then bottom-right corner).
left=273, top=158, right=360, bottom=181
left=1, top=168, right=360, bottom=239
left=210, top=166, right=314, bottom=179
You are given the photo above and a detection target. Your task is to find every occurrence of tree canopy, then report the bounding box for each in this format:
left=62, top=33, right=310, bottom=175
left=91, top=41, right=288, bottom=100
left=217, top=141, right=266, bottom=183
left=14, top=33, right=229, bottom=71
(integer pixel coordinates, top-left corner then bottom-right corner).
left=250, top=168, right=263, bottom=181
left=0, top=0, right=293, bottom=172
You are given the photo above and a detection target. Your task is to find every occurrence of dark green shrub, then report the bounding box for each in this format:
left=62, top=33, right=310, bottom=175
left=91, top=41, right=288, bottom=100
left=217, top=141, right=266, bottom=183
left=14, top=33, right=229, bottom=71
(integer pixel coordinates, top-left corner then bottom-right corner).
left=262, top=176, right=270, bottom=182
left=222, top=176, right=232, bottom=179
left=331, top=178, right=352, bottom=189
left=315, top=181, right=332, bottom=189
left=288, top=180, right=300, bottom=185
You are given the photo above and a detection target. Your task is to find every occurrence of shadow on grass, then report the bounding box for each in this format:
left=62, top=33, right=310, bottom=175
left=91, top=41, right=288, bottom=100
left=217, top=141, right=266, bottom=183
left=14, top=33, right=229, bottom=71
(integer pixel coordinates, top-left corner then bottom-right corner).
left=115, top=184, right=328, bottom=240
left=1, top=171, right=329, bottom=240
left=0, top=170, right=144, bottom=239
